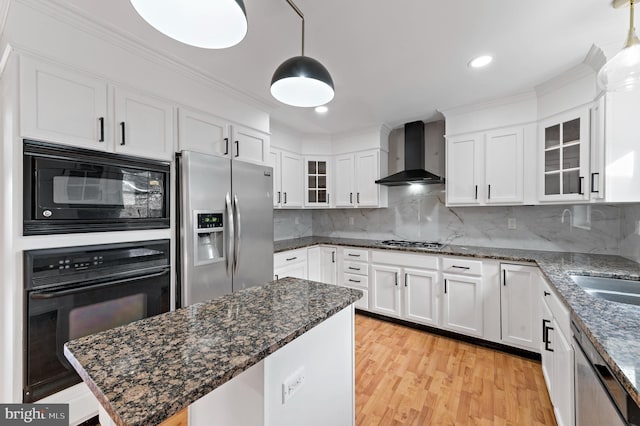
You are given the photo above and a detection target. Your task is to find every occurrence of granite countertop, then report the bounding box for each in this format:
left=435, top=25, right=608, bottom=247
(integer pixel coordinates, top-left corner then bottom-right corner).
left=64, top=278, right=362, bottom=426
left=276, top=236, right=640, bottom=407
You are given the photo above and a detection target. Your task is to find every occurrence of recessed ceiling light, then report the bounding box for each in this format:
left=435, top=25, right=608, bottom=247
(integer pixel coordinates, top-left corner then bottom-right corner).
left=469, top=55, right=493, bottom=68
left=315, top=106, right=329, bottom=113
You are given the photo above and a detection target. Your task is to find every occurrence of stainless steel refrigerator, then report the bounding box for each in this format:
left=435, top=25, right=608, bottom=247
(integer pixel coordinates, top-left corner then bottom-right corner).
left=176, top=151, right=273, bottom=307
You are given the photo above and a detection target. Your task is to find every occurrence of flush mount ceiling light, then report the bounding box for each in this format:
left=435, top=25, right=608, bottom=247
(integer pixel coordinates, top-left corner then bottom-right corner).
left=270, top=0, right=335, bottom=108
left=130, top=0, right=248, bottom=49
left=315, top=105, right=328, bottom=113
left=468, top=55, right=493, bottom=68
left=598, top=0, right=640, bottom=91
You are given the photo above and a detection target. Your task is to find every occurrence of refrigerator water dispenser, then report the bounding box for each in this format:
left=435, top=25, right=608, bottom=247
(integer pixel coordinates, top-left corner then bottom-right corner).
left=194, top=211, right=224, bottom=265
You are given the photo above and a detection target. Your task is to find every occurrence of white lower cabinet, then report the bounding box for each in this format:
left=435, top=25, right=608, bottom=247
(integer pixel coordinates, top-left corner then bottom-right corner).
left=541, top=278, right=574, bottom=426
left=441, top=273, right=483, bottom=337
left=308, top=246, right=337, bottom=285
left=500, top=263, right=541, bottom=351
left=371, top=264, right=402, bottom=317
left=403, top=268, right=439, bottom=327
left=274, top=249, right=308, bottom=280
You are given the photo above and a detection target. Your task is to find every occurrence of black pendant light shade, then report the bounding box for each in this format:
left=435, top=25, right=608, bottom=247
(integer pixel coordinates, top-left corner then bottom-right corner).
left=271, top=55, right=335, bottom=107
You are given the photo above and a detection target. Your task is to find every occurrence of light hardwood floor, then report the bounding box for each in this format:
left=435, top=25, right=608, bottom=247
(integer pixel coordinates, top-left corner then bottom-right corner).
left=355, top=314, right=557, bottom=426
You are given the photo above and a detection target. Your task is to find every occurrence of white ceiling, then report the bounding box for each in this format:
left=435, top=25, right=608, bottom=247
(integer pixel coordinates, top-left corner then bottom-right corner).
left=54, top=0, right=628, bottom=134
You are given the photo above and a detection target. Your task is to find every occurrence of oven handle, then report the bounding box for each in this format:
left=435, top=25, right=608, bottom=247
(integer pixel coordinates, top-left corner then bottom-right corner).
left=30, top=269, right=170, bottom=300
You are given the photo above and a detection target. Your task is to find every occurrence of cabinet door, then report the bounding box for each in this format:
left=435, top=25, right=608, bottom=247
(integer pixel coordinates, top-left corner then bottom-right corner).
left=539, top=107, right=590, bottom=202
left=446, top=134, right=482, bottom=205
left=114, top=88, right=174, bottom=160
left=319, top=247, right=337, bottom=285
left=540, top=299, right=554, bottom=396
left=305, top=157, right=332, bottom=207
left=442, top=274, right=483, bottom=337
left=20, top=57, right=109, bottom=150
left=500, top=264, right=540, bottom=351
left=232, top=125, right=269, bottom=165
left=178, top=108, right=230, bottom=157
left=590, top=96, right=605, bottom=200
left=334, top=154, right=355, bottom=207
left=553, top=323, right=574, bottom=426
left=354, top=150, right=379, bottom=207
left=371, top=264, right=401, bottom=317
left=269, top=150, right=282, bottom=207
left=403, top=268, right=439, bottom=327
left=274, top=261, right=307, bottom=281
left=485, top=127, right=524, bottom=204
left=280, top=151, right=304, bottom=208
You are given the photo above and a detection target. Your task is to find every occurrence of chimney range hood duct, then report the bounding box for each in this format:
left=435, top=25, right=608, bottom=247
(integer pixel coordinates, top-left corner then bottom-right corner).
left=375, top=120, right=445, bottom=186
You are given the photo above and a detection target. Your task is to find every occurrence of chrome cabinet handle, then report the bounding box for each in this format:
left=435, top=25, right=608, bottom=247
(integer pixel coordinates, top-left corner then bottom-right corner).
left=233, top=194, right=241, bottom=274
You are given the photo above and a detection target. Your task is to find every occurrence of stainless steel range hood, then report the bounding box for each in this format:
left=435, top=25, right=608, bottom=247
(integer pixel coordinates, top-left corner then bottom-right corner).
left=375, top=120, right=445, bottom=186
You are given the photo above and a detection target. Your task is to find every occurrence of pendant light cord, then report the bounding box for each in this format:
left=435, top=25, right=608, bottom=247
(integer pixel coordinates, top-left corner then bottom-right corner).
left=285, top=0, right=305, bottom=56
left=627, top=0, right=639, bottom=47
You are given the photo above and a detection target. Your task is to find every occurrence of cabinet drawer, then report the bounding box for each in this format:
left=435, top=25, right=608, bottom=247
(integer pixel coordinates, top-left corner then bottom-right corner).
left=442, top=257, right=482, bottom=275
left=343, top=273, right=368, bottom=289
left=370, top=250, right=438, bottom=270
left=342, top=248, right=368, bottom=261
left=274, top=248, right=307, bottom=267
left=343, top=261, right=367, bottom=275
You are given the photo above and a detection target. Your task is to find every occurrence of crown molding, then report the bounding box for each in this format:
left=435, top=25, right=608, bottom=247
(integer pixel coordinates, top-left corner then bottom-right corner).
left=14, top=0, right=276, bottom=113
left=439, top=91, right=537, bottom=118
left=583, top=43, right=607, bottom=73
left=534, top=62, right=594, bottom=97
left=0, top=0, right=11, bottom=41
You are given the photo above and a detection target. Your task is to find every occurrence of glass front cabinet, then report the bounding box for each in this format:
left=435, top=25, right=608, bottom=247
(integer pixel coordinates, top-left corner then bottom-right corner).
left=538, top=107, right=590, bottom=202
left=305, top=156, right=332, bottom=207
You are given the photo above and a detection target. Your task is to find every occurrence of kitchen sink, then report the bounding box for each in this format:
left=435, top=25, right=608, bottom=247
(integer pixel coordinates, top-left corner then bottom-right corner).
left=569, top=275, right=640, bottom=307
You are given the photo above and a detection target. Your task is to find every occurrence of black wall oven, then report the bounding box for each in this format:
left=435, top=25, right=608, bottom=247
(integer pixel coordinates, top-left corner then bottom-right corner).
left=23, top=240, right=170, bottom=402
left=23, top=140, right=170, bottom=235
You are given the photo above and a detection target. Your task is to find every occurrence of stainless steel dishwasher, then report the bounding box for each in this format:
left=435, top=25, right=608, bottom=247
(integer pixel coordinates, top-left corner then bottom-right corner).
left=572, top=318, right=640, bottom=425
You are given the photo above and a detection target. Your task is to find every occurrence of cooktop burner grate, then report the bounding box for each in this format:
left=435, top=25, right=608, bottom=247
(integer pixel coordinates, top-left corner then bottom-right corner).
left=380, top=240, right=444, bottom=249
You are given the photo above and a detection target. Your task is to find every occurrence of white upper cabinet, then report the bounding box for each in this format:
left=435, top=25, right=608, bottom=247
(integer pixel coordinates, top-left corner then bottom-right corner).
left=232, top=124, right=270, bottom=165
left=334, top=150, right=385, bottom=208
left=446, top=133, right=482, bottom=205
left=485, top=127, right=524, bottom=204
left=305, top=156, right=332, bottom=208
left=178, top=108, right=230, bottom=157
left=20, top=56, right=109, bottom=150
left=597, top=91, right=640, bottom=202
left=354, top=150, right=381, bottom=207
left=334, top=154, right=356, bottom=207
left=280, top=151, right=304, bottom=208
left=269, top=149, right=283, bottom=207
left=447, top=127, right=526, bottom=206
left=539, top=106, right=590, bottom=202
left=114, top=87, right=174, bottom=161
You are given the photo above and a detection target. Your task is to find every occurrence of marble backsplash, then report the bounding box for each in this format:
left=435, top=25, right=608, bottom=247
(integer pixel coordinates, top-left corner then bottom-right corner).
left=275, top=186, right=640, bottom=258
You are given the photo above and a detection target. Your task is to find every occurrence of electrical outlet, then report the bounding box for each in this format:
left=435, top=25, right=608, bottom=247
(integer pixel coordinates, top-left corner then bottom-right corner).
left=635, top=220, right=640, bottom=235
left=507, top=218, right=517, bottom=230
left=282, top=367, right=305, bottom=404
left=349, top=216, right=354, bottom=226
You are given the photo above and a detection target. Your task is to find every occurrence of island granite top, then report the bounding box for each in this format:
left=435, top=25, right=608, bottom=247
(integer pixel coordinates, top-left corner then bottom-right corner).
left=64, top=278, right=362, bottom=426
left=276, top=236, right=640, bottom=408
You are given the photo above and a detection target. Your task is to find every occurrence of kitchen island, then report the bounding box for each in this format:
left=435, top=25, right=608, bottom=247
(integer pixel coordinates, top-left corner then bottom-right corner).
left=64, top=277, right=362, bottom=426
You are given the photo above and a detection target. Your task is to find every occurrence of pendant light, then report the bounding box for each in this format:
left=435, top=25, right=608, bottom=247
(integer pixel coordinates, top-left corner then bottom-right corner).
left=130, top=0, right=248, bottom=49
left=271, top=0, right=335, bottom=107
left=598, top=0, right=640, bottom=91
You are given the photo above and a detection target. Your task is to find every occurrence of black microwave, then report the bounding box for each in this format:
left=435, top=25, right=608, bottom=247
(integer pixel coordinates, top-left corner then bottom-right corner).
left=23, top=140, right=170, bottom=235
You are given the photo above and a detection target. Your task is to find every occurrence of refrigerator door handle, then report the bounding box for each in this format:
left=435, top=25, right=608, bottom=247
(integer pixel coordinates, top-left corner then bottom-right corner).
left=233, top=194, right=241, bottom=275
left=225, top=192, right=235, bottom=277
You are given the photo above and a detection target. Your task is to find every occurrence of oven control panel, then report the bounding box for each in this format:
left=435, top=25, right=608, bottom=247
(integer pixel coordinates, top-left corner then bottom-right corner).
left=50, top=255, right=105, bottom=271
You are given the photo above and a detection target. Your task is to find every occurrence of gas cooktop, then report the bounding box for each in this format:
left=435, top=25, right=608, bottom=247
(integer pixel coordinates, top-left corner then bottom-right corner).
left=379, top=240, right=444, bottom=250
